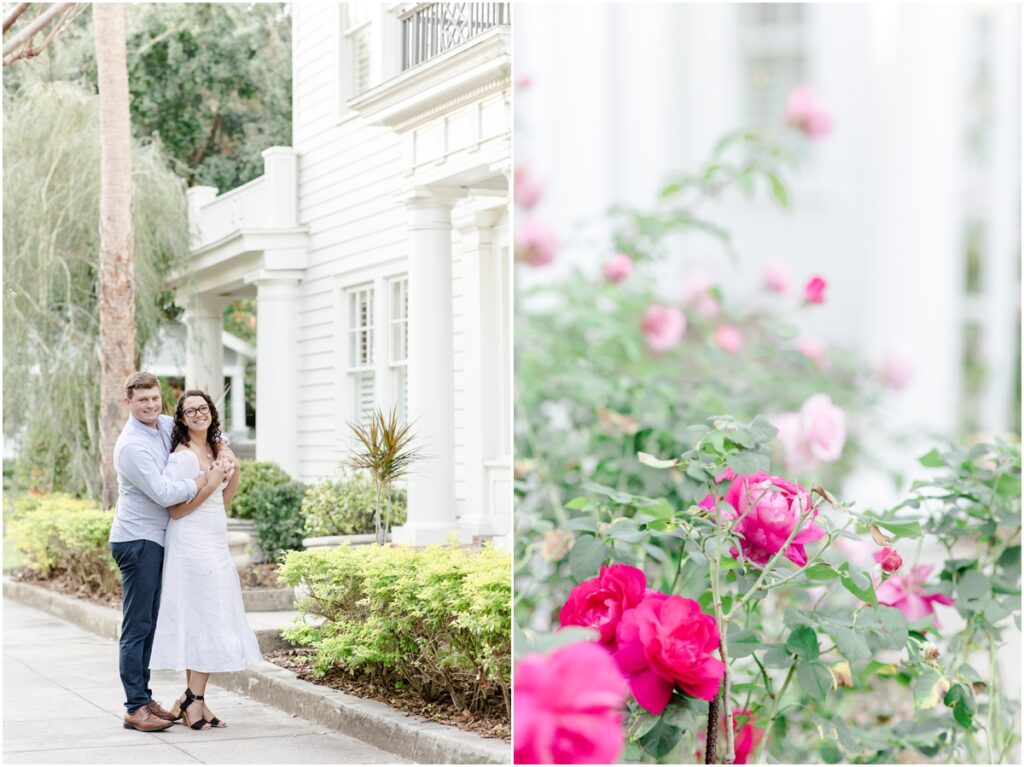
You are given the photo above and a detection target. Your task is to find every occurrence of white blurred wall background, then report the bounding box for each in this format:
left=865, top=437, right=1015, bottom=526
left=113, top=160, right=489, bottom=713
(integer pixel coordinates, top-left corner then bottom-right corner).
left=515, top=1, right=1021, bottom=700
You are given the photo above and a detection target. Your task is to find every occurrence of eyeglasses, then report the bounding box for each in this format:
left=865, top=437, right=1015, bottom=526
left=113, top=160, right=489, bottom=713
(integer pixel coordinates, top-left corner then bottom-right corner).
left=183, top=405, right=210, bottom=418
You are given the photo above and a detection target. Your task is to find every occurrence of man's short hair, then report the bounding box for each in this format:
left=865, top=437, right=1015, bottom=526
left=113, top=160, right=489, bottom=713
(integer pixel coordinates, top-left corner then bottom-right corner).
left=124, top=371, right=161, bottom=400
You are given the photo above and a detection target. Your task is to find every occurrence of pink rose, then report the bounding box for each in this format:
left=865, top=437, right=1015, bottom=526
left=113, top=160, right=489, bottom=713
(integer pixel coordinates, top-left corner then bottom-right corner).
left=699, top=470, right=825, bottom=567
left=517, top=74, right=533, bottom=90
left=796, top=335, right=827, bottom=367
left=559, top=563, right=647, bottom=646
left=785, top=85, right=833, bottom=140
left=804, top=276, right=827, bottom=304
left=771, top=411, right=813, bottom=472
left=602, top=253, right=633, bottom=283
left=881, top=349, right=913, bottom=390
left=698, top=709, right=764, bottom=764
left=641, top=304, right=686, bottom=353
left=763, top=260, right=791, bottom=294
left=681, top=271, right=714, bottom=302
left=695, top=293, right=720, bottom=319
left=514, top=642, right=629, bottom=764
left=515, top=220, right=558, bottom=267
left=875, top=564, right=955, bottom=626
left=798, top=394, right=846, bottom=463
left=613, top=594, right=725, bottom=713
left=515, top=165, right=544, bottom=210
left=875, top=547, right=903, bottom=573
left=714, top=324, right=744, bottom=354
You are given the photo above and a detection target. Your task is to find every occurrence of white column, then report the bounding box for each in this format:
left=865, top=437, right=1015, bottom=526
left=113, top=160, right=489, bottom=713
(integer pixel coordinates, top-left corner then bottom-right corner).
left=247, top=270, right=302, bottom=477
left=392, top=187, right=465, bottom=545
left=183, top=295, right=227, bottom=407
left=261, top=147, right=300, bottom=229
left=186, top=185, right=217, bottom=249
left=454, top=207, right=498, bottom=540
left=229, top=367, right=247, bottom=438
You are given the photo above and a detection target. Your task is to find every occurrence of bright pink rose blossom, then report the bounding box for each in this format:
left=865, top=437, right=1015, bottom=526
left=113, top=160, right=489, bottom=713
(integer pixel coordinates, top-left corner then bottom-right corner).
left=515, top=165, right=544, bottom=210
left=559, top=563, right=647, bottom=646
left=603, top=254, right=634, bottom=283
left=804, top=276, right=827, bottom=304
left=763, top=260, right=791, bottom=294
left=796, top=335, right=827, bottom=367
left=613, top=594, right=725, bottom=713
left=514, top=643, right=629, bottom=764
left=785, top=85, right=833, bottom=139
left=699, top=470, right=825, bottom=567
left=515, top=220, right=559, bottom=267
left=641, top=304, right=686, bottom=352
left=875, top=547, right=903, bottom=573
left=875, top=564, right=955, bottom=626
left=799, top=394, right=846, bottom=463
left=714, top=324, right=744, bottom=354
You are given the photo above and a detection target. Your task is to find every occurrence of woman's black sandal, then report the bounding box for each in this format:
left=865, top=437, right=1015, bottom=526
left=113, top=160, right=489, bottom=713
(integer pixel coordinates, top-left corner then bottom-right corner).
left=170, top=687, right=211, bottom=730
left=193, top=693, right=226, bottom=727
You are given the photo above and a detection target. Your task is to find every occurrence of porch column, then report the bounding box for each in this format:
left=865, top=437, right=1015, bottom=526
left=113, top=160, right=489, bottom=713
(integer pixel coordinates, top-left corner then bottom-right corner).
left=247, top=269, right=302, bottom=477
left=392, top=187, right=465, bottom=545
left=454, top=206, right=500, bottom=540
left=183, top=294, right=227, bottom=407
left=229, top=368, right=247, bottom=438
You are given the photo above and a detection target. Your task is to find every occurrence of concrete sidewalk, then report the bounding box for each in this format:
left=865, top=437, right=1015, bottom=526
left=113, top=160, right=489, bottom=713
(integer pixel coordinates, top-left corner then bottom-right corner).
left=3, top=598, right=411, bottom=764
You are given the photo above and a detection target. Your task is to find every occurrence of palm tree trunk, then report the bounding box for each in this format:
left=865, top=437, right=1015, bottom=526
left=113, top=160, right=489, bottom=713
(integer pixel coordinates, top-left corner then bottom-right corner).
left=94, top=4, right=135, bottom=510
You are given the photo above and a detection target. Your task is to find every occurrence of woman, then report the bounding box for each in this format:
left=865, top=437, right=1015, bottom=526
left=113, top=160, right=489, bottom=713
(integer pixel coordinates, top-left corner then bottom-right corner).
left=149, top=390, right=262, bottom=730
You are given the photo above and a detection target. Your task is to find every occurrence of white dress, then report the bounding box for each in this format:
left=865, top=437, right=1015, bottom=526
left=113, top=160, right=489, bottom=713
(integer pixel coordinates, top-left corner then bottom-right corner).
left=149, top=450, right=262, bottom=672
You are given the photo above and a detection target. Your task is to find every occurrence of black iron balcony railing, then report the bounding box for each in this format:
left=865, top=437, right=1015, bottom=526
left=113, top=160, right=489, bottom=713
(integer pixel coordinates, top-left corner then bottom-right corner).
left=400, top=2, right=509, bottom=71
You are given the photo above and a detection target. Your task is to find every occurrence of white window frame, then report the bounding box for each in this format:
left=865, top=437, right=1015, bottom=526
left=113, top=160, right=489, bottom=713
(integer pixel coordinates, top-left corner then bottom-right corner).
left=737, top=4, right=808, bottom=140
left=335, top=262, right=410, bottom=455
left=344, top=283, right=376, bottom=431
left=387, top=275, right=409, bottom=424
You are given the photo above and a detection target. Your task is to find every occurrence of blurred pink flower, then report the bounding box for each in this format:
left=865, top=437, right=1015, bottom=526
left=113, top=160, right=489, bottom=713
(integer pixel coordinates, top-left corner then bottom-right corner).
left=833, top=536, right=876, bottom=569
left=559, top=563, right=647, bottom=646
left=881, top=349, right=913, bottom=390
left=682, top=271, right=714, bottom=302
left=602, top=253, right=634, bottom=283
left=714, top=324, right=744, bottom=354
left=613, top=594, right=724, bottom=713
left=772, top=411, right=813, bottom=472
left=517, top=74, right=533, bottom=90
left=515, top=165, right=544, bottom=210
left=875, top=547, right=904, bottom=573
left=799, top=394, right=846, bottom=463
left=641, top=304, right=686, bottom=353
left=796, top=335, right=827, bottom=367
left=804, top=276, right=827, bottom=304
left=763, top=260, right=791, bottom=294
left=515, top=220, right=558, bottom=267
left=695, top=293, right=720, bottom=319
left=785, top=85, right=833, bottom=139
left=699, top=470, right=825, bottom=567
left=514, top=643, right=629, bottom=764
left=875, top=564, right=955, bottom=625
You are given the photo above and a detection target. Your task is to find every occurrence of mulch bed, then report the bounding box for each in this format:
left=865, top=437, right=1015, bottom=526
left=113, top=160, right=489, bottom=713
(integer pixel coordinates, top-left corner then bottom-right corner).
left=237, top=562, right=285, bottom=589
left=264, top=647, right=511, bottom=742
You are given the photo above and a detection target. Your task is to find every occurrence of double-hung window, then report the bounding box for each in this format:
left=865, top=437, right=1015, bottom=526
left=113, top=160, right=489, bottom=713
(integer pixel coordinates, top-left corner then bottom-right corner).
left=387, top=276, right=409, bottom=424
left=346, top=285, right=375, bottom=429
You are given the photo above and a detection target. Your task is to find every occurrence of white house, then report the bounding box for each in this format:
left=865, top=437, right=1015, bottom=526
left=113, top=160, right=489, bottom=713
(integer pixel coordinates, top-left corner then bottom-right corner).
left=175, top=2, right=512, bottom=545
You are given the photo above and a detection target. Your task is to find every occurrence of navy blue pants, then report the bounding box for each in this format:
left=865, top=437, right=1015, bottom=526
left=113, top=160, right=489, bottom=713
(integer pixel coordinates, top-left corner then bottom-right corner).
left=110, top=539, right=164, bottom=714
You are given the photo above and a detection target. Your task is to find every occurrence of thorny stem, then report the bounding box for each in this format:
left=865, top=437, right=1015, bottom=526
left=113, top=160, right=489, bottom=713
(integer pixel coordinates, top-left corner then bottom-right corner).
left=709, top=497, right=735, bottom=763
left=705, top=687, right=720, bottom=764
left=753, top=662, right=797, bottom=764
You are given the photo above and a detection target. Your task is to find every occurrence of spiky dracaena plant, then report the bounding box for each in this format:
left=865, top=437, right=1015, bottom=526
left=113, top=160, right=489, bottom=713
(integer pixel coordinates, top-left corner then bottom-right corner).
left=346, top=408, right=424, bottom=545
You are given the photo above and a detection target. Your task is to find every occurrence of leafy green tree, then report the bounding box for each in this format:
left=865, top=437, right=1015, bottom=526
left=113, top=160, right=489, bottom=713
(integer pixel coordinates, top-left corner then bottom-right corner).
left=4, top=3, right=292, bottom=191
left=3, top=82, right=187, bottom=498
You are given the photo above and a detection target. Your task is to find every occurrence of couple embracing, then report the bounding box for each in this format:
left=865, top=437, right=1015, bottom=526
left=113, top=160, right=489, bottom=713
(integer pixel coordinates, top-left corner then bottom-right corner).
left=108, top=372, right=262, bottom=733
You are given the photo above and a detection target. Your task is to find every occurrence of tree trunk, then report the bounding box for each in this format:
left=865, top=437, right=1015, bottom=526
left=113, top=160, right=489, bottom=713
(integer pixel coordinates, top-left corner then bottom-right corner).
left=94, top=4, right=135, bottom=510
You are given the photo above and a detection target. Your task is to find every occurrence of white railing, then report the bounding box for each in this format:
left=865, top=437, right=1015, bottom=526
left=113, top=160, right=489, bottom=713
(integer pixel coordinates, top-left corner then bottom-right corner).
left=190, top=176, right=269, bottom=248
left=400, top=2, right=509, bottom=70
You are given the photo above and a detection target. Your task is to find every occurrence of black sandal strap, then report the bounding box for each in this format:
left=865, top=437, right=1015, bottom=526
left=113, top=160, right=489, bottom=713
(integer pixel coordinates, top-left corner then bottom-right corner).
left=209, top=717, right=222, bottom=726
left=190, top=718, right=210, bottom=730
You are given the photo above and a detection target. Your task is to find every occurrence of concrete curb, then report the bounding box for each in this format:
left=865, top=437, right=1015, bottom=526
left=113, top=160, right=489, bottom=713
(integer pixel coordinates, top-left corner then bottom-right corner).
left=3, top=578, right=510, bottom=765
left=242, top=586, right=297, bottom=612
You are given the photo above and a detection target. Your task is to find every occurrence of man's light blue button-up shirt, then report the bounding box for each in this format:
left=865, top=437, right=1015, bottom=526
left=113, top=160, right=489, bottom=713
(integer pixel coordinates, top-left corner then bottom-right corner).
left=108, top=414, right=198, bottom=547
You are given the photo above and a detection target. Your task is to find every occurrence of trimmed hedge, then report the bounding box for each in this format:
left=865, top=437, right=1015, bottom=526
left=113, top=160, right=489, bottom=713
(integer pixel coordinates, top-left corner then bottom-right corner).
left=278, top=543, right=511, bottom=717
left=7, top=493, right=120, bottom=597
left=300, top=473, right=407, bottom=537
left=229, top=460, right=292, bottom=519
left=250, top=479, right=307, bottom=562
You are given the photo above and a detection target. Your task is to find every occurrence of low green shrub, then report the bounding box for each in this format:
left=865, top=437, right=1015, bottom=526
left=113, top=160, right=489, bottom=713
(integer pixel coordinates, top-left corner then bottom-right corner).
left=300, top=473, right=407, bottom=537
left=279, top=543, right=511, bottom=718
left=7, top=493, right=120, bottom=596
left=249, top=480, right=307, bottom=562
left=229, top=460, right=292, bottom=519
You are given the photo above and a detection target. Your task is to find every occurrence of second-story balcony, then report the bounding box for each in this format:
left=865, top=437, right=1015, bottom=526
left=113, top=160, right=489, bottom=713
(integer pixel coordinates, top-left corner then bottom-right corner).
left=400, top=2, right=510, bottom=70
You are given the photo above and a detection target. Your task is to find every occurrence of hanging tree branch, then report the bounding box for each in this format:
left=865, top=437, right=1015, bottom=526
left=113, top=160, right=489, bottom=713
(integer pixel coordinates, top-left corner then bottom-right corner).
left=3, top=3, right=78, bottom=66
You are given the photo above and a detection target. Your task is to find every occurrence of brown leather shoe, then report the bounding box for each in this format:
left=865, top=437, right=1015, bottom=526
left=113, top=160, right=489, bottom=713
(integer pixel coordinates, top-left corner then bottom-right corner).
left=123, top=704, right=174, bottom=732
left=144, top=700, right=176, bottom=722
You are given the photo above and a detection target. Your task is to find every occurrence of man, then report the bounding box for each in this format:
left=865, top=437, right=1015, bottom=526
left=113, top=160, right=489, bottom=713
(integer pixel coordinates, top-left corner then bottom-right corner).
left=108, top=372, right=228, bottom=732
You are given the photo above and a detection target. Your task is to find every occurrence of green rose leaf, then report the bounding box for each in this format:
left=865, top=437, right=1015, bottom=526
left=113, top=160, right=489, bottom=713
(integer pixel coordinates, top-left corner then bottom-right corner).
left=797, top=660, right=833, bottom=701
left=637, top=717, right=683, bottom=760
left=785, top=626, right=820, bottom=660
left=638, top=452, right=679, bottom=470
left=913, top=670, right=944, bottom=710
left=839, top=564, right=877, bottom=605
left=569, top=536, right=607, bottom=582
left=833, top=626, right=871, bottom=662
left=956, top=570, right=991, bottom=601
left=918, top=448, right=945, bottom=468
left=805, top=563, right=839, bottom=581
left=872, top=519, right=923, bottom=539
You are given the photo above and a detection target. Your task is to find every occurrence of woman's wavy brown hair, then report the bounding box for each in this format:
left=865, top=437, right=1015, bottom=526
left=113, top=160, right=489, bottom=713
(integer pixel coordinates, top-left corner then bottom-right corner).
left=170, top=389, right=222, bottom=459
